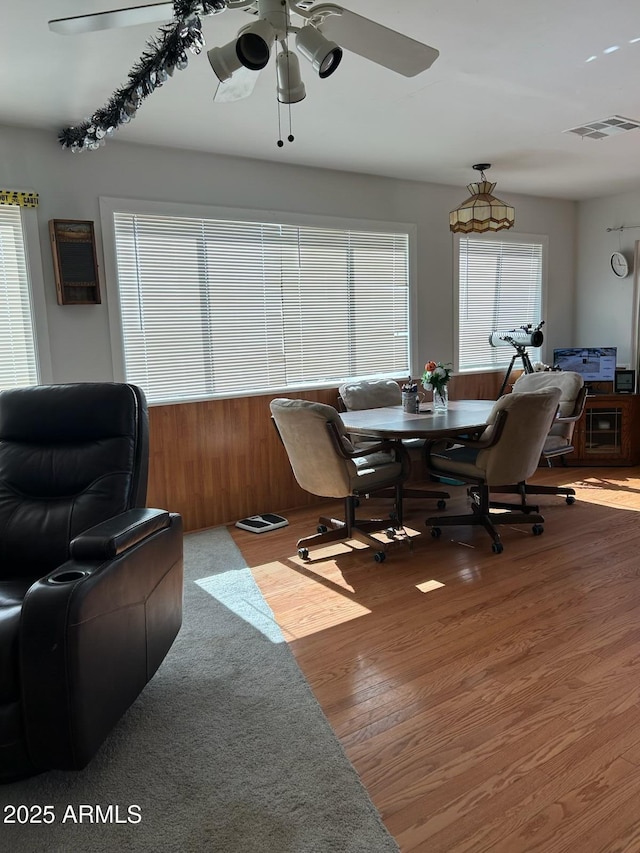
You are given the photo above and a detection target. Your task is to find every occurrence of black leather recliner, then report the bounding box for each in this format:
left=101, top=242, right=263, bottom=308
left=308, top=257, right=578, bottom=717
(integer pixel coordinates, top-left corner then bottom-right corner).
left=0, top=382, right=183, bottom=782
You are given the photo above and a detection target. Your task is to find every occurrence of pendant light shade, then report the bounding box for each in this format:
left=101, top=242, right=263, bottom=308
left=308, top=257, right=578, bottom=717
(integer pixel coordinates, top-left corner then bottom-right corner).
left=449, top=164, right=515, bottom=233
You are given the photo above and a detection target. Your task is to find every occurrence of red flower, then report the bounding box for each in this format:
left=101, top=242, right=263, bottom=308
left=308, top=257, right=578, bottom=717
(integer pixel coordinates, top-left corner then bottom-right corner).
left=425, top=361, right=437, bottom=372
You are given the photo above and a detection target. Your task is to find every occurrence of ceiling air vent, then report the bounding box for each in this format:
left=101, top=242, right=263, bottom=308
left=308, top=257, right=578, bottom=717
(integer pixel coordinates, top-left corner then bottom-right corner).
left=564, top=115, right=640, bottom=140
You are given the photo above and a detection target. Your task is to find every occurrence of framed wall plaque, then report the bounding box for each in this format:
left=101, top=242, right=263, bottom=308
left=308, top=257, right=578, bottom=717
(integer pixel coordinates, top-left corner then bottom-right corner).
left=49, top=219, right=101, bottom=305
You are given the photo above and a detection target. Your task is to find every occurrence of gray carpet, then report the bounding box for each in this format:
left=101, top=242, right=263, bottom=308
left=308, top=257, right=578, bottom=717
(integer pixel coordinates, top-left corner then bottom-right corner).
left=1, top=527, right=398, bottom=853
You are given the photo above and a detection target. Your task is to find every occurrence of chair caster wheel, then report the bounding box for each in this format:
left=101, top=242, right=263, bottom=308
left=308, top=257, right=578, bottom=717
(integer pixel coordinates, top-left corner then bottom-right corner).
left=532, top=524, right=543, bottom=535
left=492, top=541, right=504, bottom=554
left=431, top=527, right=441, bottom=538
left=317, top=524, right=328, bottom=533
left=437, top=499, right=446, bottom=510
left=566, top=496, right=575, bottom=505
left=374, top=551, right=386, bottom=563
left=298, top=548, right=309, bottom=560
left=385, top=527, right=397, bottom=539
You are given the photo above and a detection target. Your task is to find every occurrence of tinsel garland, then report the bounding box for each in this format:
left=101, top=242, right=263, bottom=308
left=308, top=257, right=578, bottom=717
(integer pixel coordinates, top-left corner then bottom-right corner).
left=58, top=0, right=227, bottom=152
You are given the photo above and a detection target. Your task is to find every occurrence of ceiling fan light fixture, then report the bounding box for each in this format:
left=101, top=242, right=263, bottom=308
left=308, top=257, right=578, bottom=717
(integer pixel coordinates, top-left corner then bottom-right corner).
left=276, top=50, right=306, bottom=104
left=235, top=19, right=276, bottom=70
left=449, top=164, right=515, bottom=233
left=207, top=41, right=243, bottom=83
left=55, top=1, right=442, bottom=153
left=296, top=26, right=342, bottom=78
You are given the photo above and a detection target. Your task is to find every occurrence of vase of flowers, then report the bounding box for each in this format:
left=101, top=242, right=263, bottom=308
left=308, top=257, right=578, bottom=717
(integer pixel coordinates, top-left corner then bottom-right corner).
left=422, top=361, right=452, bottom=412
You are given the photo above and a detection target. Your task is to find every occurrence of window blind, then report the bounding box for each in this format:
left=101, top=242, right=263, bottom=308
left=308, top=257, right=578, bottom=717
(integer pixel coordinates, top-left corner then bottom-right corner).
left=113, top=212, right=410, bottom=404
left=458, top=236, right=543, bottom=372
left=0, top=205, right=38, bottom=390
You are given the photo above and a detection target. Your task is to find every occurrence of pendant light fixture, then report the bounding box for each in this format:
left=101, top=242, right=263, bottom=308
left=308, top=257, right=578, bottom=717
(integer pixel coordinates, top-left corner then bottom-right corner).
left=449, top=164, right=515, bottom=233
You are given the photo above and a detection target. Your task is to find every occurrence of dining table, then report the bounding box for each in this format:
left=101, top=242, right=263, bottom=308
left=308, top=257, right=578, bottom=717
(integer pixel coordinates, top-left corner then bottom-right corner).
left=339, top=398, right=496, bottom=440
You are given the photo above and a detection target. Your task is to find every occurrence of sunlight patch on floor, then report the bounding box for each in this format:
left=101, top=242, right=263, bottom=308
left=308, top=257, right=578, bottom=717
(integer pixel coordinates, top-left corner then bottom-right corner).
left=416, top=579, right=445, bottom=593
left=570, top=476, right=640, bottom=510
left=250, top=557, right=374, bottom=640
left=574, top=492, right=640, bottom=510
left=196, top=569, right=285, bottom=644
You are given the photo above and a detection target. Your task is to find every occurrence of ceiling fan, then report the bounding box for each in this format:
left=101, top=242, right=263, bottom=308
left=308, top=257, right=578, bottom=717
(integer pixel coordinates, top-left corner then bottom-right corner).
left=51, top=1, right=440, bottom=151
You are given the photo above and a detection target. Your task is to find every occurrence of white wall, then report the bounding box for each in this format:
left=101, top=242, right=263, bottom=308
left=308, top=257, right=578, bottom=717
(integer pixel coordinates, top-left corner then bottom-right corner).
left=577, top=190, right=640, bottom=367
left=0, top=123, right=576, bottom=383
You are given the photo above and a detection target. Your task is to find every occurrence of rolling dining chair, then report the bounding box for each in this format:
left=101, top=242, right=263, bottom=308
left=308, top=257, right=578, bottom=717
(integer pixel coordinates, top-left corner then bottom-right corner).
left=338, top=379, right=449, bottom=508
left=424, top=386, right=561, bottom=553
left=490, top=370, right=587, bottom=506
left=270, top=397, right=413, bottom=562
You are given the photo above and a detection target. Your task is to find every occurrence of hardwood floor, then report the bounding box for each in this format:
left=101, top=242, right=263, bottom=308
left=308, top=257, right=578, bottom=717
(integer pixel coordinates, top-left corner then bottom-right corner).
left=230, top=466, right=640, bottom=852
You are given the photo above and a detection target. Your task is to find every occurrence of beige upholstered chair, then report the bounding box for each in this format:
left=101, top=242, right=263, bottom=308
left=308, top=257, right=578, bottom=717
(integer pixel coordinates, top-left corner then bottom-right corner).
left=338, top=378, right=449, bottom=509
left=270, top=397, right=412, bottom=563
left=339, top=378, right=403, bottom=412
left=424, top=387, right=561, bottom=553
left=492, top=370, right=587, bottom=505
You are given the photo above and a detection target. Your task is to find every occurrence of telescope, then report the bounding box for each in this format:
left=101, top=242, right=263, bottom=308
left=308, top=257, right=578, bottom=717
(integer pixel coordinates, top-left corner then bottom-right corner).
left=490, top=322, right=544, bottom=397
left=489, top=323, right=544, bottom=349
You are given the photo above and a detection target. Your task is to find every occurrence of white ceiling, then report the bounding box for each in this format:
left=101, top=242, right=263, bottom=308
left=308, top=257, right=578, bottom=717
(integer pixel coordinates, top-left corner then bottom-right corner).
left=7, top=1, right=640, bottom=199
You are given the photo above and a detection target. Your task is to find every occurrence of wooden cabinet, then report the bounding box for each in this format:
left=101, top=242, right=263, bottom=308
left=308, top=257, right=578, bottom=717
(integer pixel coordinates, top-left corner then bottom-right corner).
left=569, top=394, right=640, bottom=466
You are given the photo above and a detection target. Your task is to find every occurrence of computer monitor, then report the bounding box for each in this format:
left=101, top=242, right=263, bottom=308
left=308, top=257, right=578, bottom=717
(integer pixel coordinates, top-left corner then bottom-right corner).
left=552, top=347, right=617, bottom=382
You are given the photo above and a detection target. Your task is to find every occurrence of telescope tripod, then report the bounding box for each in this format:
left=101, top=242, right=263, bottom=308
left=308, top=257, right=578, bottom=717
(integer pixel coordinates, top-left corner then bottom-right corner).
left=498, top=345, right=535, bottom=398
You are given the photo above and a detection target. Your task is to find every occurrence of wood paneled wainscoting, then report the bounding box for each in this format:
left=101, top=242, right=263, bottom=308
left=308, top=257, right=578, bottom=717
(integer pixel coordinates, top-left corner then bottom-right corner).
left=147, top=372, right=508, bottom=532
left=147, top=388, right=340, bottom=532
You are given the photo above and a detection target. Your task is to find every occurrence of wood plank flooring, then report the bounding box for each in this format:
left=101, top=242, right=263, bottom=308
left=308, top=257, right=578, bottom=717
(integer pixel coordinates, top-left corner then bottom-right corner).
left=229, top=466, right=640, bottom=852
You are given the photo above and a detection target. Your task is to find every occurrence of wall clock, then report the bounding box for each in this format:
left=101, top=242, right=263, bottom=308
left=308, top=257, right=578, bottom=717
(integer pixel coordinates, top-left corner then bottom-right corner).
left=610, top=251, right=630, bottom=278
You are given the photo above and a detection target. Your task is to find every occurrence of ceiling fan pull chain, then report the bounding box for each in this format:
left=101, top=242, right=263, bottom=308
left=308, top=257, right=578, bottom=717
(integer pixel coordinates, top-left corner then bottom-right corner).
left=276, top=39, right=295, bottom=146
left=284, top=21, right=295, bottom=143
left=288, top=100, right=294, bottom=143
left=277, top=105, right=283, bottom=147
left=276, top=101, right=294, bottom=146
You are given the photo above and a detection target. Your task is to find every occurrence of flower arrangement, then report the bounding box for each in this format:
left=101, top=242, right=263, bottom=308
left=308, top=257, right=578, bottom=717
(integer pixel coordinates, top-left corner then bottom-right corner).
left=422, top=361, right=453, bottom=393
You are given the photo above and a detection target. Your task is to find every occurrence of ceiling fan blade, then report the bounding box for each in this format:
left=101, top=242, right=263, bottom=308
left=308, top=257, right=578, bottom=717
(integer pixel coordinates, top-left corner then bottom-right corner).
left=48, top=3, right=174, bottom=35
left=319, top=9, right=439, bottom=77
left=213, top=67, right=261, bottom=102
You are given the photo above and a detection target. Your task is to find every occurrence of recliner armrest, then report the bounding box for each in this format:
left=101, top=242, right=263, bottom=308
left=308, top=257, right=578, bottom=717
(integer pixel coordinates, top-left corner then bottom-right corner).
left=21, top=511, right=183, bottom=772
left=70, top=508, right=171, bottom=561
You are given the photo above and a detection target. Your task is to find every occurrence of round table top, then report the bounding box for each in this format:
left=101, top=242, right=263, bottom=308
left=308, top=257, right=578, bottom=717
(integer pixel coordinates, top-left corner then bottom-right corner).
left=339, top=399, right=495, bottom=439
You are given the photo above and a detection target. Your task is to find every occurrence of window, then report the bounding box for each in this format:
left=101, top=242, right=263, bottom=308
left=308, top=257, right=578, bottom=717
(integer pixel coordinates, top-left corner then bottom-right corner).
left=0, top=205, right=38, bottom=390
left=109, top=208, right=411, bottom=404
left=456, top=234, right=545, bottom=373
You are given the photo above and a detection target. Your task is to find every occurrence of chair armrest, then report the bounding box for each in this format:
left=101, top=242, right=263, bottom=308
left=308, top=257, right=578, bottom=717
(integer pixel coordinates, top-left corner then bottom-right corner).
left=70, top=508, right=171, bottom=561
left=325, top=420, right=398, bottom=459
left=427, top=410, right=509, bottom=453
left=556, top=385, right=588, bottom=423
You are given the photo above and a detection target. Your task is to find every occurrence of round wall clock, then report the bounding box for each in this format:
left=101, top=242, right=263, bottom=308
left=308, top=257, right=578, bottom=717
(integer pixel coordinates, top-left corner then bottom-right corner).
left=610, top=251, right=629, bottom=278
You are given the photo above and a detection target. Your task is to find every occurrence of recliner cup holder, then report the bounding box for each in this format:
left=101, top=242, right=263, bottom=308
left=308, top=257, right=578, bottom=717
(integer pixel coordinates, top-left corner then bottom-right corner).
left=48, top=570, right=88, bottom=584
